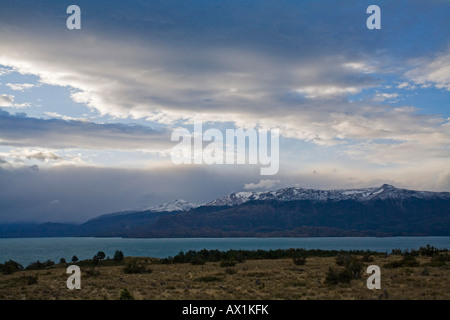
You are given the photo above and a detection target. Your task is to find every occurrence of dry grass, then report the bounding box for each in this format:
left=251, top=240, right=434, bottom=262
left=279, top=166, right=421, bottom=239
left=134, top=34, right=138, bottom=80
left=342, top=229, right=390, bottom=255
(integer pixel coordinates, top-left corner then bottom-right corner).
left=0, top=255, right=448, bottom=300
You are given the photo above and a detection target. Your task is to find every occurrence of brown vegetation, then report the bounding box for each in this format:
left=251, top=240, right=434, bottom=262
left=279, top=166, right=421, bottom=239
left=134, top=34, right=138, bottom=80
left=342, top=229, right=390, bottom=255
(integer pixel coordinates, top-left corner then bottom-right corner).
left=0, top=254, right=448, bottom=300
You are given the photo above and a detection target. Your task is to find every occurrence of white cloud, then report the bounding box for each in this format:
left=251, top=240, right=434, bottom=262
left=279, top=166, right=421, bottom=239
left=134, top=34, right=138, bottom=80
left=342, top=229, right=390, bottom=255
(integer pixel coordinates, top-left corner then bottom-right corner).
left=0, top=94, right=30, bottom=108
left=0, top=67, right=12, bottom=76
left=405, top=52, right=450, bottom=91
left=295, top=86, right=360, bottom=99
left=373, top=92, right=399, bottom=102
left=397, top=82, right=415, bottom=90
left=0, top=94, right=14, bottom=106
left=44, top=112, right=88, bottom=122
left=244, top=179, right=281, bottom=190
left=6, top=83, right=35, bottom=91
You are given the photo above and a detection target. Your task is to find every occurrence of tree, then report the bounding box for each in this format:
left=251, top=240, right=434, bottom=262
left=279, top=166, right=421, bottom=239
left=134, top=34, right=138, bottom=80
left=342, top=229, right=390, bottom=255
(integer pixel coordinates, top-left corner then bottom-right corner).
left=96, top=251, right=106, bottom=260
left=60, top=258, right=67, bottom=264
left=71, top=255, right=79, bottom=263
left=0, top=260, right=23, bottom=275
left=113, top=250, right=124, bottom=262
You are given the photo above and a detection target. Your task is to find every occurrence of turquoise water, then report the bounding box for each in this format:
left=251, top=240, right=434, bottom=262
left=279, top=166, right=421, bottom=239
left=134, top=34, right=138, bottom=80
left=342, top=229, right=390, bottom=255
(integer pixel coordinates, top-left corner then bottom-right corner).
left=0, top=237, right=448, bottom=266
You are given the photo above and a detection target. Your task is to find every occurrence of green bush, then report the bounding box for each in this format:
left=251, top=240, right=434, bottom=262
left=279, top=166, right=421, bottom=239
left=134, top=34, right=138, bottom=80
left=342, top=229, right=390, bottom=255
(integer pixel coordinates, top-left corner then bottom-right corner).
left=123, top=259, right=151, bottom=274
left=119, top=288, right=134, bottom=300
left=325, top=267, right=352, bottom=285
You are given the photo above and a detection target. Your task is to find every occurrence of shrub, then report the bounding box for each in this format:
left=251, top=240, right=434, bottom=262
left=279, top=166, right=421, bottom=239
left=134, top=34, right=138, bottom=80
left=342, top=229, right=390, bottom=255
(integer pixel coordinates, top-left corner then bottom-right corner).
left=0, top=260, right=24, bottom=275
left=292, top=256, right=307, bottom=266
left=220, top=259, right=236, bottom=267
left=385, top=254, right=420, bottom=269
left=71, top=255, right=79, bottom=263
left=419, top=245, right=440, bottom=257
left=325, top=267, right=352, bottom=285
left=86, top=269, right=100, bottom=277
left=402, top=254, right=420, bottom=267
left=429, top=254, right=449, bottom=267
left=346, top=258, right=363, bottom=279
left=59, top=258, right=66, bottom=264
left=119, top=288, right=134, bottom=300
left=25, top=260, right=53, bottom=270
left=124, top=259, right=151, bottom=274
left=24, top=275, right=38, bottom=285
left=361, top=253, right=374, bottom=262
left=336, top=254, right=351, bottom=266
left=172, top=251, right=186, bottom=264
left=326, top=255, right=363, bottom=284
left=225, top=268, right=237, bottom=275
left=190, top=255, right=205, bottom=265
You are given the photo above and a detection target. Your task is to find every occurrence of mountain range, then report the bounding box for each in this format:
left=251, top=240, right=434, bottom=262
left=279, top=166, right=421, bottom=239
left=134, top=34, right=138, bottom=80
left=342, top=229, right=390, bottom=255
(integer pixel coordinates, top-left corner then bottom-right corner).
left=1, top=184, right=449, bottom=237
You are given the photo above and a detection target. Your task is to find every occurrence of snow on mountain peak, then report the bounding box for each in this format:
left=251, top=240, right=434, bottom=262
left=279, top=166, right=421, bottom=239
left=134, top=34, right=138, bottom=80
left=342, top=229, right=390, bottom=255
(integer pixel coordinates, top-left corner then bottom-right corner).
left=205, top=184, right=450, bottom=207
left=147, top=199, right=199, bottom=212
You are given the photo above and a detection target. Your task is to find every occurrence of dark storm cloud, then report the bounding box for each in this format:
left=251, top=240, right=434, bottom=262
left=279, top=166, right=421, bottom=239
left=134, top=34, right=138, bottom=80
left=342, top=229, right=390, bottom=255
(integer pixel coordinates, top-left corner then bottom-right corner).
left=0, top=165, right=263, bottom=223
left=0, top=111, right=172, bottom=150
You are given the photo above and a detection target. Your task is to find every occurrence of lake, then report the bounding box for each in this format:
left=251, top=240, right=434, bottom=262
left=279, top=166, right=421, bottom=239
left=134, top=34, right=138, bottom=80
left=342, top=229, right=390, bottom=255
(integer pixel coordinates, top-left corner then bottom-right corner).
left=0, top=236, right=449, bottom=266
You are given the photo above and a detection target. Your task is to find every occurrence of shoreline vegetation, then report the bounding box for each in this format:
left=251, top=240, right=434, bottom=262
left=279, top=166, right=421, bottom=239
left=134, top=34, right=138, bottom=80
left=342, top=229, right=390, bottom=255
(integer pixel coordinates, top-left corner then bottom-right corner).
left=0, top=246, right=448, bottom=300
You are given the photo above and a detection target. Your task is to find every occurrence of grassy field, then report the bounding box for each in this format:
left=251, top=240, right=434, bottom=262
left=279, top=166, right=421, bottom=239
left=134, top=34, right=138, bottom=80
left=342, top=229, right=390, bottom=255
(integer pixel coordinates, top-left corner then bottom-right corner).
left=0, top=253, right=448, bottom=300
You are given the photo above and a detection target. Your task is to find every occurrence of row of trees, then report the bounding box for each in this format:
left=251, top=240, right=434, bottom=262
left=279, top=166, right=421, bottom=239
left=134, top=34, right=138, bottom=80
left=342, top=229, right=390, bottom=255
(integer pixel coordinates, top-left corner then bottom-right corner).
left=0, top=250, right=125, bottom=275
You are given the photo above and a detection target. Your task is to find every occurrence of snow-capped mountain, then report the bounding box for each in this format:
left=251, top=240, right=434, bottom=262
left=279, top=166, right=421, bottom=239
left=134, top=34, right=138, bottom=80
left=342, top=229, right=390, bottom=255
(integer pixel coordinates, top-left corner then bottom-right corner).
left=146, top=199, right=200, bottom=212
left=206, top=184, right=450, bottom=207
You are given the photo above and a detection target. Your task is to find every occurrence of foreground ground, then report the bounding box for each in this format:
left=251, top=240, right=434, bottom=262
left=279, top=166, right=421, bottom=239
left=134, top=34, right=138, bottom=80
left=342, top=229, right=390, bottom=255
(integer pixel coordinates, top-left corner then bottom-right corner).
left=0, top=254, right=448, bottom=300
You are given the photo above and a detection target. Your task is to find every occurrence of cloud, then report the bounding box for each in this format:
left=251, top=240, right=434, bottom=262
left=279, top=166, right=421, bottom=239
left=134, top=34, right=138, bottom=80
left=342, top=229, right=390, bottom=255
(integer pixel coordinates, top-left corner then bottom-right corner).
left=295, top=86, right=360, bottom=99
left=25, top=151, right=62, bottom=162
left=244, top=179, right=281, bottom=190
left=44, top=112, right=87, bottom=122
left=0, top=157, right=9, bottom=166
left=0, top=94, right=30, bottom=108
left=0, top=165, right=264, bottom=223
left=0, top=94, right=14, bottom=107
left=0, top=67, right=12, bottom=76
left=0, top=111, right=173, bottom=151
left=397, top=82, right=415, bottom=90
left=373, top=92, right=399, bottom=102
left=405, top=51, right=450, bottom=90
left=6, top=83, right=35, bottom=91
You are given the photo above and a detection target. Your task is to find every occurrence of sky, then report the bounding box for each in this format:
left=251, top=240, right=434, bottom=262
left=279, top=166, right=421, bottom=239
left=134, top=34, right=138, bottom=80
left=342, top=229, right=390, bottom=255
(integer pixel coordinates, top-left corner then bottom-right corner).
left=0, top=0, right=449, bottom=223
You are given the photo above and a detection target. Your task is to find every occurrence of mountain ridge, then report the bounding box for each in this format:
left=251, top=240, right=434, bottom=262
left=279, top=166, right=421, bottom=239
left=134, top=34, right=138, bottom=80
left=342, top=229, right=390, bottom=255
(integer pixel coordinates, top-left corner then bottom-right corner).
left=0, top=184, right=449, bottom=238
left=205, top=184, right=450, bottom=207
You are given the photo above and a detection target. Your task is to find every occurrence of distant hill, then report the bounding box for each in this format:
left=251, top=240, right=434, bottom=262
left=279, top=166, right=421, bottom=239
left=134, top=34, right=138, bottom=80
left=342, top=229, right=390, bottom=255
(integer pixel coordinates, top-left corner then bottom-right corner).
left=1, top=185, right=449, bottom=238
